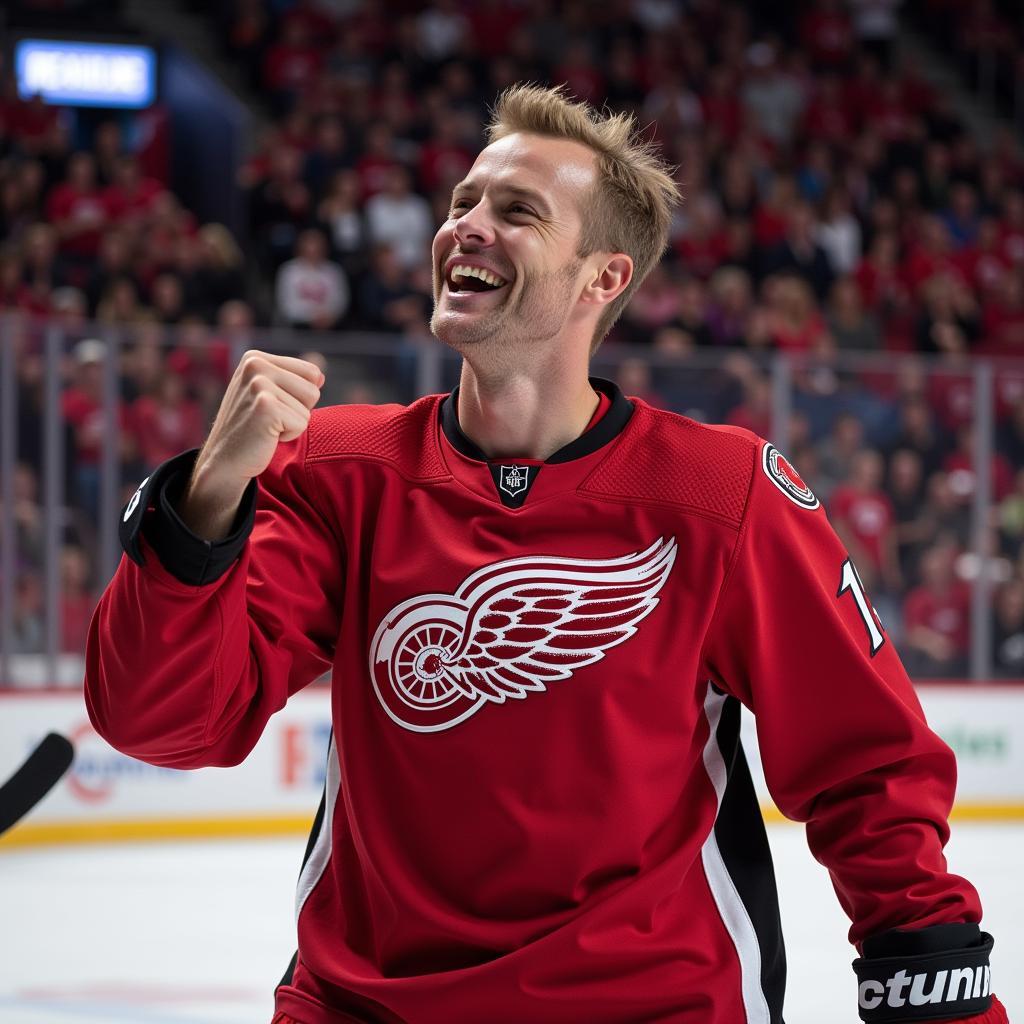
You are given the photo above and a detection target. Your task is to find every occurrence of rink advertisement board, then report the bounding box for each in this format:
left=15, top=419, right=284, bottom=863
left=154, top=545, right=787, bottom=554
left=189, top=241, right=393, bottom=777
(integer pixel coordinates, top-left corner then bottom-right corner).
left=1, top=685, right=1023, bottom=846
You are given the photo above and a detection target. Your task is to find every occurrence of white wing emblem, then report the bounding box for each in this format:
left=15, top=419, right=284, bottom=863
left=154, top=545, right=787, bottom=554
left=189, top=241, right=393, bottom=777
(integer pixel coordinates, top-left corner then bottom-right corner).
left=369, top=537, right=677, bottom=732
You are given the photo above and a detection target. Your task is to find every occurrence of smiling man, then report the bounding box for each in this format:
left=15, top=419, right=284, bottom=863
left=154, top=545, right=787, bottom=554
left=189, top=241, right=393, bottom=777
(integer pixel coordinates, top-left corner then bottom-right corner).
left=87, top=86, right=1005, bottom=1024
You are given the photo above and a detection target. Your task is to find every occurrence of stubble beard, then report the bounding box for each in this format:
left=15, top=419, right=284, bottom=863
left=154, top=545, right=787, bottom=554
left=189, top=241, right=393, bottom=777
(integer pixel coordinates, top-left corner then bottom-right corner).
left=430, top=258, right=583, bottom=356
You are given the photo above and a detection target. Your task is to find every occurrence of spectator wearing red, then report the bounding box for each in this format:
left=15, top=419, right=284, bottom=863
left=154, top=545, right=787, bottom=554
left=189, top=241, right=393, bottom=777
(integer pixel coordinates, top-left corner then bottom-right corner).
left=131, top=192, right=198, bottom=294
left=356, top=123, right=405, bottom=201
left=841, top=51, right=884, bottom=131
left=955, top=217, right=1011, bottom=299
left=903, top=542, right=971, bottom=678
left=467, top=0, right=526, bottom=60
left=620, top=264, right=682, bottom=337
left=280, top=0, right=337, bottom=50
left=700, top=66, right=742, bottom=143
left=979, top=270, right=1024, bottom=356
left=674, top=193, right=730, bottom=281
left=872, top=77, right=914, bottom=144
left=0, top=250, right=36, bottom=312
left=725, top=373, right=773, bottom=439
left=103, top=155, right=164, bottom=227
left=6, top=93, right=61, bottom=155
left=21, top=223, right=67, bottom=315
left=552, top=39, right=605, bottom=105
left=764, top=274, right=830, bottom=351
left=830, top=448, right=902, bottom=593
left=854, top=231, right=911, bottom=327
left=262, top=18, right=324, bottom=108
left=60, top=545, right=96, bottom=655
left=616, top=357, right=668, bottom=410
left=942, top=425, right=1015, bottom=505
left=61, top=339, right=131, bottom=521
left=799, top=0, right=854, bottom=69
left=903, top=215, right=963, bottom=296
left=802, top=74, right=854, bottom=146
left=168, top=314, right=236, bottom=424
left=418, top=115, right=475, bottom=195
left=45, top=152, right=108, bottom=262
left=752, top=175, right=797, bottom=249
left=129, top=371, right=205, bottom=471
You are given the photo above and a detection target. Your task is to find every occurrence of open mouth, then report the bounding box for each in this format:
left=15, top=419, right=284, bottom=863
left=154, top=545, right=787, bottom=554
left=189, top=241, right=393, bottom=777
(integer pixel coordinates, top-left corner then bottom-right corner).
left=445, top=263, right=510, bottom=296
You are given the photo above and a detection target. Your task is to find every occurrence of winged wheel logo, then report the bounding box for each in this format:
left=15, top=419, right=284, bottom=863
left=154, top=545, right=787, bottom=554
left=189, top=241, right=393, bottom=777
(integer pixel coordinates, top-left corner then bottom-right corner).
left=369, top=537, right=677, bottom=732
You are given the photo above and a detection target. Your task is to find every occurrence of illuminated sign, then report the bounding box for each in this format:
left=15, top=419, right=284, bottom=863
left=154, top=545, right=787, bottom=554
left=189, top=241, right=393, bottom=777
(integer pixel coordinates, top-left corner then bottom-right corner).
left=15, top=39, right=156, bottom=109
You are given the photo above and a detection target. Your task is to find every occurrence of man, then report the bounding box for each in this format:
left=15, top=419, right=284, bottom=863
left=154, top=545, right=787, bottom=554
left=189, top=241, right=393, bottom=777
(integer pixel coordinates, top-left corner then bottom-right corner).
left=86, top=86, right=1006, bottom=1024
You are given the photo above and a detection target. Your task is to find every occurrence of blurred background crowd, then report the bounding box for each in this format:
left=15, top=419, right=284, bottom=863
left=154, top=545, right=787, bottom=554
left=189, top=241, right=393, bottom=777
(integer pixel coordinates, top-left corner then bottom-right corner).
left=1, top=0, right=1023, bottom=680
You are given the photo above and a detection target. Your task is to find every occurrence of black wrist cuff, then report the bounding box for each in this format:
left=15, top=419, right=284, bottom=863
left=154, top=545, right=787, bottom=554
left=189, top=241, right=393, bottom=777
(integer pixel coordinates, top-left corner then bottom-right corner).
left=119, top=449, right=258, bottom=586
left=853, top=925, right=993, bottom=1022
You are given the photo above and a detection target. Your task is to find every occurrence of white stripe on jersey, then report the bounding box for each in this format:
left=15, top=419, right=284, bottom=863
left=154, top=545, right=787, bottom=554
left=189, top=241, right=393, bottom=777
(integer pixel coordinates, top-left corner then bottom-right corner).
left=296, top=732, right=341, bottom=920
left=700, top=684, right=772, bottom=1024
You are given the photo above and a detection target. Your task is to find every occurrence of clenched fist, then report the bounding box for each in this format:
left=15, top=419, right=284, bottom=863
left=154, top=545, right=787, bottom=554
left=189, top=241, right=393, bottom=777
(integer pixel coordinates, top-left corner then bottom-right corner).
left=179, top=351, right=324, bottom=541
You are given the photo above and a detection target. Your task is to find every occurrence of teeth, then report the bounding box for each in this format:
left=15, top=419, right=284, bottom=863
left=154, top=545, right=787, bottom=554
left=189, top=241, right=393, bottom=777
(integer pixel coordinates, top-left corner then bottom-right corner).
left=450, top=264, right=506, bottom=289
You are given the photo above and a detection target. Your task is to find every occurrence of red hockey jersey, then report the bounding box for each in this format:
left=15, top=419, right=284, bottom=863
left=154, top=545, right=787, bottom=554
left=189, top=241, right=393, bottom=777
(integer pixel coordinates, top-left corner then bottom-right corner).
left=86, top=380, right=992, bottom=1024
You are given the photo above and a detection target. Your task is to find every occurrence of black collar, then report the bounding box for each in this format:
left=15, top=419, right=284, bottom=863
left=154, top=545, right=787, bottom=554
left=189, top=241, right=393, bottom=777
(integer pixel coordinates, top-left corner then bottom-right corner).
left=439, top=377, right=633, bottom=465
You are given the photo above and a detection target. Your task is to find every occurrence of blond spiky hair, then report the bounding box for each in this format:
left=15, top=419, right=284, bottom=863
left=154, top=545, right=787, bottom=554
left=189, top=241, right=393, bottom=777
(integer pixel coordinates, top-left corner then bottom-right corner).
left=487, top=83, right=681, bottom=350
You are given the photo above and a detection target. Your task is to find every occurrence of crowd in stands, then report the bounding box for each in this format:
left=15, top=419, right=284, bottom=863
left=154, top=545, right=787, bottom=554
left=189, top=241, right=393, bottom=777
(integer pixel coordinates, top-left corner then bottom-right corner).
left=2, top=0, right=1024, bottom=678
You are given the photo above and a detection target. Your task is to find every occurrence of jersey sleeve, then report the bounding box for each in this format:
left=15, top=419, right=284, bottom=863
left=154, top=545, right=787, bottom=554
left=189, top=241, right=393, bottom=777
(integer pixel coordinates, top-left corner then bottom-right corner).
left=85, top=428, right=342, bottom=769
left=700, top=440, right=983, bottom=948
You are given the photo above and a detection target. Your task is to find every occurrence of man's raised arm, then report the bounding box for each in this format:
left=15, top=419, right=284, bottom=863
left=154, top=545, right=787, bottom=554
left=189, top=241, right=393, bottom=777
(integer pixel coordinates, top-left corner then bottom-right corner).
left=85, top=351, right=341, bottom=769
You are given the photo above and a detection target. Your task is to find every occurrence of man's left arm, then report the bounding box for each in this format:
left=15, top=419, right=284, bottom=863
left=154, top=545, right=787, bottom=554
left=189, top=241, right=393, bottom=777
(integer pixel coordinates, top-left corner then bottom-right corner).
left=701, top=439, right=1008, bottom=1024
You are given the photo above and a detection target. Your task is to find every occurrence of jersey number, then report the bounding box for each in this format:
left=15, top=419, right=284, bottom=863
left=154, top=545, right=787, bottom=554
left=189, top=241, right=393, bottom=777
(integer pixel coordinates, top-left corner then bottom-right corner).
left=837, top=558, right=885, bottom=656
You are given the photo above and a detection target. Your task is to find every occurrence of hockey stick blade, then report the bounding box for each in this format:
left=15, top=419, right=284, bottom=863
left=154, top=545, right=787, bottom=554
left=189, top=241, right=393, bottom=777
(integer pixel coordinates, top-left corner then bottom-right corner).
left=0, top=732, right=74, bottom=837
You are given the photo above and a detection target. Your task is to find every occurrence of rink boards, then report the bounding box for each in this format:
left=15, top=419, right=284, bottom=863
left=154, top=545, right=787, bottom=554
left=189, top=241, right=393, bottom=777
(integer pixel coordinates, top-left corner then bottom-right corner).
left=0, top=684, right=1022, bottom=846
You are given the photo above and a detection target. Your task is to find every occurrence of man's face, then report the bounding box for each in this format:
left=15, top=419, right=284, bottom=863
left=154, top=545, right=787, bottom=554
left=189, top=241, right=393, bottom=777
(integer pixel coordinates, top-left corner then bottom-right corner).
left=430, top=132, right=596, bottom=352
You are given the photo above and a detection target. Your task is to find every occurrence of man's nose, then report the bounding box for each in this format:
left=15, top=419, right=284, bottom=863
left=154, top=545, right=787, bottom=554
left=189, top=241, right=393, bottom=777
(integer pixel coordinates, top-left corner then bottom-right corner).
left=453, top=202, right=495, bottom=247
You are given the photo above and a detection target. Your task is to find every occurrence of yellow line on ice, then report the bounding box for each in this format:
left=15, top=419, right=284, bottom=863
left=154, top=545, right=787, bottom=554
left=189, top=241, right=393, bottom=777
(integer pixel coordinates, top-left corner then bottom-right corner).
left=2, top=804, right=1023, bottom=849
left=0, top=813, right=316, bottom=848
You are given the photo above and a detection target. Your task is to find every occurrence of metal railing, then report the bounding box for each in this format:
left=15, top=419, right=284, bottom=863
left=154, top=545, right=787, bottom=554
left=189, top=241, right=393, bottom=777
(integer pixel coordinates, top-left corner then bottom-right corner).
left=0, top=313, right=1019, bottom=685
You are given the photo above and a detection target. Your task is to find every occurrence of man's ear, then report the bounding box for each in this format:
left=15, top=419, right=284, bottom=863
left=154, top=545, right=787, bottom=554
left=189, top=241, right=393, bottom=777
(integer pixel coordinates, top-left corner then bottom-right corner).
left=581, top=253, right=634, bottom=310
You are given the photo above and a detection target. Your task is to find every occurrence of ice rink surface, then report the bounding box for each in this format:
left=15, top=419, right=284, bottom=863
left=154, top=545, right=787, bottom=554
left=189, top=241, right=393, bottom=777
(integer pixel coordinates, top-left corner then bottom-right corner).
left=1, top=824, right=1020, bottom=1024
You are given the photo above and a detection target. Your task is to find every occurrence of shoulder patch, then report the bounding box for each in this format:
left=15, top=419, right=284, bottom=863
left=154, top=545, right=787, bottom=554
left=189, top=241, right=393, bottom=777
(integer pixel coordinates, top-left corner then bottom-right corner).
left=306, top=395, right=449, bottom=481
left=761, top=442, right=819, bottom=509
left=580, top=403, right=755, bottom=528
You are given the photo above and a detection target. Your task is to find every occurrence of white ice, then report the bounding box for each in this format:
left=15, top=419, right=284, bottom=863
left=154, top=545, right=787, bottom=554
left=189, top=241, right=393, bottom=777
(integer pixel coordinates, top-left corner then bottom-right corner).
left=0, top=824, right=1020, bottom=1023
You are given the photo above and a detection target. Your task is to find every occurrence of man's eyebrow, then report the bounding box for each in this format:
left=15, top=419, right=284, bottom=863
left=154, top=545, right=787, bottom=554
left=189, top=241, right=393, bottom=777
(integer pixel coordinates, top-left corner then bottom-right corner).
left=450, top=181, right=552, bottom=213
